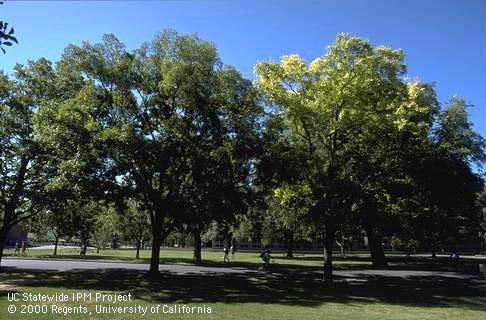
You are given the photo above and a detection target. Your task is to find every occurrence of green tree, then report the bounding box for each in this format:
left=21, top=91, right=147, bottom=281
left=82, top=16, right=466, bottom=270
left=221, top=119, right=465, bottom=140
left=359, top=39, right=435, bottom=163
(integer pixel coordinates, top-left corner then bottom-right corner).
left=174, top=66, right=262, bottom=263
left=435, top=97, right=485, bottom=168
left=263, top=184, right=313, bottom=257
left=400, top=97, right=486, bottom=255
left=92, top=204, right=119, bottom=253
left=39, top=30, right=261, bottom=273
left=0, top=59, right=62, bottom=267
left=117, top=199, right=151, bottom=259
left=31, top=196, right=77, bottom=256
left=479, top=190, right=486, bottom=247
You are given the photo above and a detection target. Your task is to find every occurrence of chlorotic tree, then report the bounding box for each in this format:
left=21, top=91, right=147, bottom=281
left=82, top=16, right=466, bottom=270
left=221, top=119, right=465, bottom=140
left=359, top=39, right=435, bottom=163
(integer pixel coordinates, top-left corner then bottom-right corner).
left=255, top=34, right=439, bottom=283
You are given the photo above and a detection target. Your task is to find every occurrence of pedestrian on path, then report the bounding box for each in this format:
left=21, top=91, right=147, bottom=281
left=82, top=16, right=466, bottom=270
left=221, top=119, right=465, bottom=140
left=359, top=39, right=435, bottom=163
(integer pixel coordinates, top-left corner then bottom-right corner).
left=223, top=246, right=230, bottom=263
left=21, top=240, right=28, bottom=256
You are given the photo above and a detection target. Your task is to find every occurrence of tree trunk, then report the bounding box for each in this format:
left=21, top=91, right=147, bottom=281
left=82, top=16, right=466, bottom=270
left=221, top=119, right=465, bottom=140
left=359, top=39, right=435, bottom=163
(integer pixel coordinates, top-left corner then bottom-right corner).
left=148, top=208, right=165, bottom=275
left=369, top=237, right=387, bottom=268
left=79, top=234, right=85, bottom=256
left=322, top=232, right=334, bottom=284
left=112, top=234, right=118, bottom=249
left=286, top=231, right=294, bottom=258
left=0, top=226, right=8, bottom=269
left=53, top=235, right=59, bottom=256
left=366, top=227, right=387, bottom=268
left=149, top=230, right=162, bottom=275
left=193, top=229, right=202, bottom=264
left=136, top=240, right=141, bottom=260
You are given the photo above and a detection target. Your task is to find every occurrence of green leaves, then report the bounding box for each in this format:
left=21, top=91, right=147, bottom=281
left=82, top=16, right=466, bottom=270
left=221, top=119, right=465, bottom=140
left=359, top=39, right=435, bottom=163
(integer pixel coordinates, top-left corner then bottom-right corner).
left=435, top=97, right=486, bottom=166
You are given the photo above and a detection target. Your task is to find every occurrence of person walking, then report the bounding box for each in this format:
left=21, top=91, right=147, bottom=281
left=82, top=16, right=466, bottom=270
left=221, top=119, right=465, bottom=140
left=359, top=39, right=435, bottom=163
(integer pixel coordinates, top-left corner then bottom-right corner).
left=223, top=246, right=230, bottom=263
left=21, top=240, right=28, bottom=256
left=13, top=241, right=21, bottom=256
left=80, top=243, right=87, bottom=256
left=230, top=245, right=236, bottom=260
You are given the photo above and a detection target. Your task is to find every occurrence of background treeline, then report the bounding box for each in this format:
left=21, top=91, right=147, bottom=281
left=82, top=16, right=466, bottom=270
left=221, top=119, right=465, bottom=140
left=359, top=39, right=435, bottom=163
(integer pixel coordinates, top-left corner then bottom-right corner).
left=0, top=30, right=484, bottom=283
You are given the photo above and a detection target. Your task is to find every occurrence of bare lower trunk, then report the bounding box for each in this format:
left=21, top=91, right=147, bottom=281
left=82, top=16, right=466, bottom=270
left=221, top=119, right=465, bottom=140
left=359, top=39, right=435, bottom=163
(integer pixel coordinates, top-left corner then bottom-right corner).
left=193, top=230, right=202, bottom=264
left=53, top=235, right=59, bottom=256
left=149, top=231, right=162, bottom=274
left=149, top=210, right=163, bottom=275
left=366, top=227, right=387, bottom=268
left=80, top=234, right=86, bottom=255
left=112, top=234, right=118, bottom=249
left=286, top=231, right=294, bottom=258
left=323, top=233, right=334, bottom=284
left=136, top=240, right=141, bottom=260
left=0, top=226, right=8, bottom=269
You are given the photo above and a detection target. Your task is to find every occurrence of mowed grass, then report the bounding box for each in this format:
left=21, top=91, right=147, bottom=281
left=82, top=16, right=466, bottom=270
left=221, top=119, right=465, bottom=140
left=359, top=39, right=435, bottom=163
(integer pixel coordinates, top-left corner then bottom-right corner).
left=1, top=266, right=485, bottom=320
left=2, top=249, right=486, bottom=319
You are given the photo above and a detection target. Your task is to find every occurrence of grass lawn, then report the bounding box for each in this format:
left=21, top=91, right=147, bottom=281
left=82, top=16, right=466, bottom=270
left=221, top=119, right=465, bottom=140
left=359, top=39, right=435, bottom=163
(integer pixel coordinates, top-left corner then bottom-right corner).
left=1, top=265, right=485, bottom=320
left=2, top=249, right=485, bottom=319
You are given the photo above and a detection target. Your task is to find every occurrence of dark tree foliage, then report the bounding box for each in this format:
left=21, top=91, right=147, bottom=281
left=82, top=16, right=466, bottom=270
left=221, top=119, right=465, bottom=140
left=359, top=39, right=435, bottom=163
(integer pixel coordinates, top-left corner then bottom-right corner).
left=0, top=1, right=18, bottom=54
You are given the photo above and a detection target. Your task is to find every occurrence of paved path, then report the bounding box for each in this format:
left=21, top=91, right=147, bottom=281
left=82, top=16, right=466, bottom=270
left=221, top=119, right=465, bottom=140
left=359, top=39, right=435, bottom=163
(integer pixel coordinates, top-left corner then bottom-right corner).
left=28, top=245, right=91, bottom=251
left=2, top=258, right=255, bottom=275
left=2, top=258, right=481, bottom=280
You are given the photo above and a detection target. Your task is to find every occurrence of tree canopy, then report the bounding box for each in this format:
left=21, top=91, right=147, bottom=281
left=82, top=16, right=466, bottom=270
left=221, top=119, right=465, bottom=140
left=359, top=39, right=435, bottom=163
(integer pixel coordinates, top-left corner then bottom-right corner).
left=0, top=31, right=484, bottom=284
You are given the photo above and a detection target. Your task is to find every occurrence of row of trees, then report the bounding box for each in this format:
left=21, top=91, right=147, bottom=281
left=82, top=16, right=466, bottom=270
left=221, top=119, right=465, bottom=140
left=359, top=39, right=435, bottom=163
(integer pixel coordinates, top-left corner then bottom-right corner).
left=0, top=31, right=484, bottom=284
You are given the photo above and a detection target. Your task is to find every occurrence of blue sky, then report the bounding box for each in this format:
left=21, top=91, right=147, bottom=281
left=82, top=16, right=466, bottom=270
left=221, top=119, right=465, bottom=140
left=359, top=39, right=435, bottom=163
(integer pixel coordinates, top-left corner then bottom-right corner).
left=1, top=0, right=485, bottom=137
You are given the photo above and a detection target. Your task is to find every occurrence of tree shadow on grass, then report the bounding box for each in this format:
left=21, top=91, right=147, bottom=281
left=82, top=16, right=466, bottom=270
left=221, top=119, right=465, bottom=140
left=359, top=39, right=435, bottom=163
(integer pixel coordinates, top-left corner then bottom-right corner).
left=1, top=265, right=485, bottom=312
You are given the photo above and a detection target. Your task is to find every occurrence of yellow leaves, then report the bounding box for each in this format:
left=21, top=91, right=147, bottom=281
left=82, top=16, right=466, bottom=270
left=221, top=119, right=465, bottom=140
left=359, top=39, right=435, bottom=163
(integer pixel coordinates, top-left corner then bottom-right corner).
left=393, top=81, right=433, bottom=133
left=254, top=62, right=283, bottom=94
left=280, top=54, right=306, bottom=81
left=407, top=81, right=425, bottom=100
left=273, top=183, right=312, bottom=205
left=309, top=57, right=325, bottom=75
left=254, top=58, right=306, bottom=111
left=255, top=54, right=307, bottom=90
left=393, top=118, right=409, bottom=131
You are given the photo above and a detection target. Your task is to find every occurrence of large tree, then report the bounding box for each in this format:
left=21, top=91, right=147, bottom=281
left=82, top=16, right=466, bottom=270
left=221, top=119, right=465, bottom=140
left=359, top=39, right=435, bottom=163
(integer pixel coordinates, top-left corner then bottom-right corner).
left=255, top=34, right=437, bottom=283
left=37, top=30, right=261, bottom=274
left=0, top=59, right=62, bottom=267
